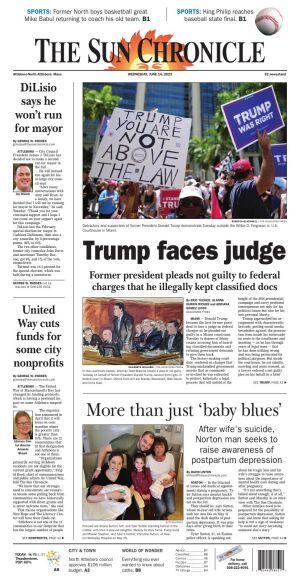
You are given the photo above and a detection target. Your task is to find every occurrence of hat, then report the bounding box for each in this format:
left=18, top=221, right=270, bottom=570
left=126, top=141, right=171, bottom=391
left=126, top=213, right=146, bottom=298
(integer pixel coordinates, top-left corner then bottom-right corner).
left=185, top=178, right=197, bottom=186
left=232, top=159, right=252, bottom=172
left=179, top=186, right=203, bottom=200
left=107, top=180, right=118, bottom=186
left=274, top=177, right=287, bottom=190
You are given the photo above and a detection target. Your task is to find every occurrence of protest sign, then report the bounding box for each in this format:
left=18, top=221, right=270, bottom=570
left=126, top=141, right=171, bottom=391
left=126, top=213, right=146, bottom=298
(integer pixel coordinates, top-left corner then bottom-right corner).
left=271, top=143, right=287, bottom=177
left=90, top=108, right=192, bottom=188
left=211, top=188, right=223, bottom=219
left=159, top=189, right=181, bottom=217
left=216, top=151, right=234, bottom=176
left=221, top=86, right=284, bottom=151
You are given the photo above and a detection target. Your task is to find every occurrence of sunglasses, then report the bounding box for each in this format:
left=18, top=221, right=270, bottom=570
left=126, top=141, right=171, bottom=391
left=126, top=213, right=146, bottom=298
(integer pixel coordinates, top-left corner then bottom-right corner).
left=180, top=197, right=202, bottom=207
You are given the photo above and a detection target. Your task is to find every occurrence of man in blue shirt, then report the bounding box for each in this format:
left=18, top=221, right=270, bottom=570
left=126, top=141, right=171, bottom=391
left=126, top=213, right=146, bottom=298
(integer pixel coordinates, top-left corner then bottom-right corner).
left=230, top=130, right=275, bottom=219
left=98, top=180, right=119, bottom=218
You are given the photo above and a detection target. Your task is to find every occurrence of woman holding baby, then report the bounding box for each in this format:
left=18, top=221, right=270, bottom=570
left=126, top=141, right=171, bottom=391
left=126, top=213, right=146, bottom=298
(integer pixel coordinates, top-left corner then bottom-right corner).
left=87, top=451, right=133, bottom=503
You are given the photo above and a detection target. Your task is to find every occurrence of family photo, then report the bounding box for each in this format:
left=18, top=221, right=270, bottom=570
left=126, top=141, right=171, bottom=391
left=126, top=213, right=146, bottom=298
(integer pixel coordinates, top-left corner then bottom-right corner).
left=82, top=424, right=184, bottom=521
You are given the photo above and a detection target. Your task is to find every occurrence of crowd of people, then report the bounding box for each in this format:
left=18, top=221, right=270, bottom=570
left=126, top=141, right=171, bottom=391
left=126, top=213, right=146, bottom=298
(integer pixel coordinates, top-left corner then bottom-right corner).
left=83, top=303, right=183, bottom=358
left=83, top=132, right=287, bottom=220
left=86, top=432, right=177, bottom=520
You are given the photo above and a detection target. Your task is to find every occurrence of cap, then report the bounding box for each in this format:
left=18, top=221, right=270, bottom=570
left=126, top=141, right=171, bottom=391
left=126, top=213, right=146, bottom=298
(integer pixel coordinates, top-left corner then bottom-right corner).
left=232, top=159, right=252, bottom=172
left=274, top=177, right=287, bottom=190
left=107, top=180, right=118, bottom=186
left=185, top=178, right=197, bottom=186
left=179, top=186, right=203, bottom=200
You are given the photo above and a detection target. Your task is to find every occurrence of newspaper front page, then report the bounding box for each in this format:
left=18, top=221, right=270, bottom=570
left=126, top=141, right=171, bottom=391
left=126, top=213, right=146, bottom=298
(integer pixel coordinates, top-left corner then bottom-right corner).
left=5, top=0, right=296, bottom=576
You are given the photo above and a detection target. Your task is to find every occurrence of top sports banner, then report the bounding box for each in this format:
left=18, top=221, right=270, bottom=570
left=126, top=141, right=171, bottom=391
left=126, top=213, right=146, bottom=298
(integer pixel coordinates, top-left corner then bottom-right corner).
left=221, top=86, right=284, bottom=151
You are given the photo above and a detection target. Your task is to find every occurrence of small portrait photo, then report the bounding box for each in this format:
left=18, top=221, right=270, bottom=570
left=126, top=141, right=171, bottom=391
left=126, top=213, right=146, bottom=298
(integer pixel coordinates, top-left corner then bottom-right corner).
left=82, top=424, right=184, bottom=521
left=13, top=163, right=33, bottom=193
left=82, top=297, right=184, bottom=366
left=13, top=410, right=33, bottom=441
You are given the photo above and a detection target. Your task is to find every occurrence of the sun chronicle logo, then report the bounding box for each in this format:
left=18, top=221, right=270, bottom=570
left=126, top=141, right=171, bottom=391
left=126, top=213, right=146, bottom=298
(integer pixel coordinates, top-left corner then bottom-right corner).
left=34, top=30, right=267, bottom=66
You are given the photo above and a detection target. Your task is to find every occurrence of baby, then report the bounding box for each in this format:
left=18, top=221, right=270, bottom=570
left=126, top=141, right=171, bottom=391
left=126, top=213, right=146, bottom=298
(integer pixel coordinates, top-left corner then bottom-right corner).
left=89, top=484, right=127, bottom=502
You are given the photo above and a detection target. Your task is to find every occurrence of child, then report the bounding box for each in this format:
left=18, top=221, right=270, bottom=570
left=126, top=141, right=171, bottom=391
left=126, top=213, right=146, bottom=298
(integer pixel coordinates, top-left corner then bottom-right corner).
left=131, top=452, right=152, bottom=504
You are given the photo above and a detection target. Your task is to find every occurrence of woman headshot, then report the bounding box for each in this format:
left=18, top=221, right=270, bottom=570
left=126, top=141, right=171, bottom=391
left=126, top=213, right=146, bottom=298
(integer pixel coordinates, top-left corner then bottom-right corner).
left=13, top=411, right=33, bottom=440
left=146, top=436, right=176, bottom=519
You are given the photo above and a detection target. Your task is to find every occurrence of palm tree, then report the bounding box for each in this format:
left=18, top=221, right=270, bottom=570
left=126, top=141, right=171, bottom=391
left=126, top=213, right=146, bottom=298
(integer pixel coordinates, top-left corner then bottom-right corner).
left=83, top=85, right=122, bottom=160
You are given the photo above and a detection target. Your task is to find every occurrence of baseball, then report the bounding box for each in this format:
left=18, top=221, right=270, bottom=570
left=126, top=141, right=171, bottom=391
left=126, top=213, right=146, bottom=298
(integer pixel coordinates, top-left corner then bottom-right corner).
left=255, top=7, right=283, bottom=35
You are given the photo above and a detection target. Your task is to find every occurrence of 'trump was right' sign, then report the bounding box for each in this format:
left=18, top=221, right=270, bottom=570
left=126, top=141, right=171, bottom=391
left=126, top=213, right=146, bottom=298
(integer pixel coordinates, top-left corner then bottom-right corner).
left=90, top=108, right=192, bottom=188
left=271, top=143, right=287, bottom=177
left=221, top=86, right=284, bottom=151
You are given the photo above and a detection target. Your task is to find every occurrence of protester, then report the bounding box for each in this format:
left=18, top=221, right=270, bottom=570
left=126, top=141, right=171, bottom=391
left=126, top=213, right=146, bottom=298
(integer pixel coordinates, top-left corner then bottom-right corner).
left=215, top=171, right=235, bottom=218
left=230, top=130, right=275, bottom=219
left=82, top=166, right=98, bottom=218
left=117, top=181, right=129, bottom=214
left=98, top=180, right=119, bottom=218
left=271, top=177, right=287, bottom=219
left=140, top=184, right=157, bottom=217
left=167, top=186, right=207, bottom=219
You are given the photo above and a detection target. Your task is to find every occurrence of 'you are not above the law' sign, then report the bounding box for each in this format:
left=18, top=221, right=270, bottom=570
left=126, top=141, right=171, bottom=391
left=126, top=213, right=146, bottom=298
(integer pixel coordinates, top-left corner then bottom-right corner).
left=90, top=108, right=192, bottom=188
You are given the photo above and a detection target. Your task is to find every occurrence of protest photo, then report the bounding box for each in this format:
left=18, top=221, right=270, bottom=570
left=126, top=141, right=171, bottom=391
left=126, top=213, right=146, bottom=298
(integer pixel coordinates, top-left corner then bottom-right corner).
left=83, top=82, right=287, bottom=220
left=82, top=298, right=184, bottom=366
left=82, top=424, right=184, bottom=521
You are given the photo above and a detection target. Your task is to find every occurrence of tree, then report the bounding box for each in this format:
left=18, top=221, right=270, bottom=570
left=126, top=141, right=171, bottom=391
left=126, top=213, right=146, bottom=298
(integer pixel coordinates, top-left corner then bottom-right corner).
left=83, top=85, right=122, bottom=160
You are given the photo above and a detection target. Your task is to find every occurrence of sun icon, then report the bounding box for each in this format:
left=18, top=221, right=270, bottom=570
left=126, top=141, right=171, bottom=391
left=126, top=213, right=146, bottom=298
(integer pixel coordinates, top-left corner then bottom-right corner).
left=106, top=30, right=193, bottom=71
